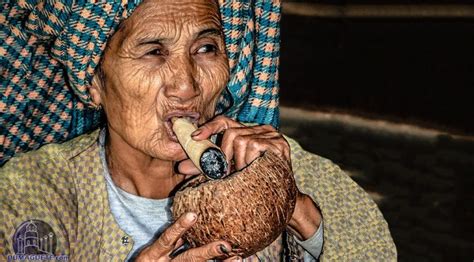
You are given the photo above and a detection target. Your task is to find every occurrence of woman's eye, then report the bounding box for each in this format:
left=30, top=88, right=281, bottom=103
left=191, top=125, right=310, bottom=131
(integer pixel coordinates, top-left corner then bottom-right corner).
left=146, top=49, right=163, bottom=56
left=196, top=44, right=217, bottom=54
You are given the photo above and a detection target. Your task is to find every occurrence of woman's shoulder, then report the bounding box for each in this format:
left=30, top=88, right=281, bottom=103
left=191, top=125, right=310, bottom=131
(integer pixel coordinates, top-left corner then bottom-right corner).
left=1, top=129, right=101, bottom=198
left=286, top=135, right=354, bottom=205
left=1, top=129, right=100, bottom=171
left=285, top=135, right=343, bottom=178
left=0, top=132, right=97, bottom=260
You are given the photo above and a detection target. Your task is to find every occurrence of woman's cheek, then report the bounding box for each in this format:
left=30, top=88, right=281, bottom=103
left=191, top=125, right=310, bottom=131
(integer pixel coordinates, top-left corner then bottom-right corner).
left=199, top=62, right=229, bottom=95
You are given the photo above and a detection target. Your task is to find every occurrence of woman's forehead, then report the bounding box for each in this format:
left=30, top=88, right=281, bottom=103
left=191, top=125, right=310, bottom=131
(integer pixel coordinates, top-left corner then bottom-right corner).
left=125, top=0, right=221, bottom=34
left=105, top=0, right=224, bottom=64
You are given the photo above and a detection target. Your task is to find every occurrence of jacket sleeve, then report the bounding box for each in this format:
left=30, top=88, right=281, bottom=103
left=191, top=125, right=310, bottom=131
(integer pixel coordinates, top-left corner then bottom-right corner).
left=287, top=136, right=397, bottom=261
left=0, top=145, right=77, bottom=259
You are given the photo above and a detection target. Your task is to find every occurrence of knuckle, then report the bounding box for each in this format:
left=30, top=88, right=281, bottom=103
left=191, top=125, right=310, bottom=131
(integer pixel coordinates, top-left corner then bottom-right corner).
left=223, top=121, right=231, bottom=130
left=268, top=131, right=283, bottom=139
left=190, top=256, right=202, bottom=262
left=176, top=216, right=189, bottom=229
left=223, top=128, right=237, bottom=141
left=205, top=245, right=217, bottom=257
left=262, top=124, right=276, bottom=131
left=215, top=115, right=242, bottom=128
left=234, top=135, right=247, bottom=147
left=248, top=139, right=261, bottom=150
left=215, top=115, right=227, bottom=121
left=156, top=234, right=173, bottom=249
left=276, top=132, right=285, bottom=139
left=214, top=115, right=230, bottom=126
left=167, top=226, right=181, bottom=239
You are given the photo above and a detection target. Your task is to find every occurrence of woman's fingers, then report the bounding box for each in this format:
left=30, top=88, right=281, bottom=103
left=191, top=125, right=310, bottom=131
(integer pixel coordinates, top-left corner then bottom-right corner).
left=177, top=159, right=201, bottom=176
left=136, top=212, right=232, bottom=261
left=138, top=212, right=197, bottom=260
left=244, top=138, right=274, bottom=168
left=173, top=241, right=232, bottom=261
left=222, top=125, right=290, bottom=171
left=232, top=135, right=289, bottom=171
left=191, top=115, right=290, bottom=173
left=219, top=125, right=273, bottom=166
left=192, top=115, right=243, bottom=140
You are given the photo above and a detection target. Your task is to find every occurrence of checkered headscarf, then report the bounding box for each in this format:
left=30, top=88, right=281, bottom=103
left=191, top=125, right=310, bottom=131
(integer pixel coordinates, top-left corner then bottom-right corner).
left=0, top=0, right=281, bottom=165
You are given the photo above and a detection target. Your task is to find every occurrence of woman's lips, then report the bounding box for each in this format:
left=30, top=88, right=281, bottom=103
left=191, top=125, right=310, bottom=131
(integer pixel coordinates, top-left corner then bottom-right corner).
left=163, top=111, right=200, bottom=142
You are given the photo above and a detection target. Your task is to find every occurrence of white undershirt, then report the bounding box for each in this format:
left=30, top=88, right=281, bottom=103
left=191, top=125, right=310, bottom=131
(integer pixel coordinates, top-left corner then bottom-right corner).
left=99, top=129, right=323, bottom=261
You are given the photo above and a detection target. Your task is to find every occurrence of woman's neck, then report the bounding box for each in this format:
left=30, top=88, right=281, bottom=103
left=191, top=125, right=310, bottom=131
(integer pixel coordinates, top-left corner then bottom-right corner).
left=104, top=129, right=186, bottom=199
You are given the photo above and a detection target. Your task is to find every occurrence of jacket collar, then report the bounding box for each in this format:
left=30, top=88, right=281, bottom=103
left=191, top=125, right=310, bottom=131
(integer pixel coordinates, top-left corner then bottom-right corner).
left=61, top=129, right=101, bottom=160
left=64, top=129, right=134, bottom=259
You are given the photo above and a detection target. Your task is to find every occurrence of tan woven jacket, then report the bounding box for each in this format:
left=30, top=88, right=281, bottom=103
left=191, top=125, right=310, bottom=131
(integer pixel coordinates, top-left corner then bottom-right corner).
left=0, top=129, right=396, bottom=261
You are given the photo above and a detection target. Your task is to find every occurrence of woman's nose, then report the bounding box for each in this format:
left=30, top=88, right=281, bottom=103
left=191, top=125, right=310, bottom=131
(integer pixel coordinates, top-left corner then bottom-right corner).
left=165, top=59, right=200, bottom=103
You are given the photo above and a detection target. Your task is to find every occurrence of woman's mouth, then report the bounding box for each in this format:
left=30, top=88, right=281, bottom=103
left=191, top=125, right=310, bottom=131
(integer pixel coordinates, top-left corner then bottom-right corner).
left=164, top=111, right=200, bottom=142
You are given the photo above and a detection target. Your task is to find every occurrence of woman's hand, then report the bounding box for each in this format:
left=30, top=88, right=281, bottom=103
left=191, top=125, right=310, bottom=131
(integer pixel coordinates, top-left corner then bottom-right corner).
left=178, top=115, right=290, bottom=175
left=135, top=212, right=233, bottom=261
left=178, top=115, right=323, bottom=241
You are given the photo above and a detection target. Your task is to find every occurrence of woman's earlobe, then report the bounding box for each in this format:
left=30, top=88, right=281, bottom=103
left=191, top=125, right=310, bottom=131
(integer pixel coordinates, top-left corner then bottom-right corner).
left=89, top=74, right=103, bottom=107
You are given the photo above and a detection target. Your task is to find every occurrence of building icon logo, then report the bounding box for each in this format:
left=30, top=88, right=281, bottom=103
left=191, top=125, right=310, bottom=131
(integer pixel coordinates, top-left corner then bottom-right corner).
left=12, top=220, right=57, bottom=255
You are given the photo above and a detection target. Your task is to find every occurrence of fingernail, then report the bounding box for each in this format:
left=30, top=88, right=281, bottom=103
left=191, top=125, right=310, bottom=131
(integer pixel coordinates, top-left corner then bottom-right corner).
left=186, top=212, right=197, bottom=222
left=191, top=129, right=202, bottom=137
left=233, top=257, right=242, bottom=261
left=218, top=244, right=229, bottom=255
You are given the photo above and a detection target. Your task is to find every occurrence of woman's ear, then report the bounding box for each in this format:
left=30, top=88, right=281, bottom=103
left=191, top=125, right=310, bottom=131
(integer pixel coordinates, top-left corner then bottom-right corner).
left=89, top=73, right=103, bottom=107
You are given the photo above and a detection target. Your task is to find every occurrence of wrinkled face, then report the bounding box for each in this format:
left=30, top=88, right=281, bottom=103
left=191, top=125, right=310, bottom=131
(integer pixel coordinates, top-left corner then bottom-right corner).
left=94, top=0, right=229, bottom=161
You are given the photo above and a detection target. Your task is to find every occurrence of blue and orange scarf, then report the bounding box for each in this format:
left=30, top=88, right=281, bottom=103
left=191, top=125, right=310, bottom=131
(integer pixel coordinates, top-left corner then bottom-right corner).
left=0, top=0, right=281, bottom=165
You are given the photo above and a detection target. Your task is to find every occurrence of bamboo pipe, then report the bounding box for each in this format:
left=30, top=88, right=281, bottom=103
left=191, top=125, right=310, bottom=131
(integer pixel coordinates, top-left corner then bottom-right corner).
left=171, top=117, right=228, bottom=179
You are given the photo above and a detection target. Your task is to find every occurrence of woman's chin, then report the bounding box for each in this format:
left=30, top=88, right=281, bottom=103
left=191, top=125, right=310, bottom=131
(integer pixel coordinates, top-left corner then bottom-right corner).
left=154, top=140, right=187, bottom=161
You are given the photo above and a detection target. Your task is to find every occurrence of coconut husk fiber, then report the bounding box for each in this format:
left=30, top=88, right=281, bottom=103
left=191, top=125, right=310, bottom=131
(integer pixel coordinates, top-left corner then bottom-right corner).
left=172, top=152, right=297, bottom=258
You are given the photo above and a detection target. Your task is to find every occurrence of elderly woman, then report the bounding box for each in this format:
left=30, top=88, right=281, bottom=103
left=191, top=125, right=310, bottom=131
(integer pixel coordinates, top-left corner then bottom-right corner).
left=1, top=0, right=396, bottom=261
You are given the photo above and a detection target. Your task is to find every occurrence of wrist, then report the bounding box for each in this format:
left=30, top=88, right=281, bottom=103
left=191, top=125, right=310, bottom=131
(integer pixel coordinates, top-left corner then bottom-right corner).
left=288, top=193, right=322, bottom=240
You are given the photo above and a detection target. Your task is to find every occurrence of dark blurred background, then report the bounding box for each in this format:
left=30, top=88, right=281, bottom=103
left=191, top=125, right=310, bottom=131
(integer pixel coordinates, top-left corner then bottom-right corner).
left=278, top=1, right=474, bottom=261
left=280, top=1, right=474, bottom=134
